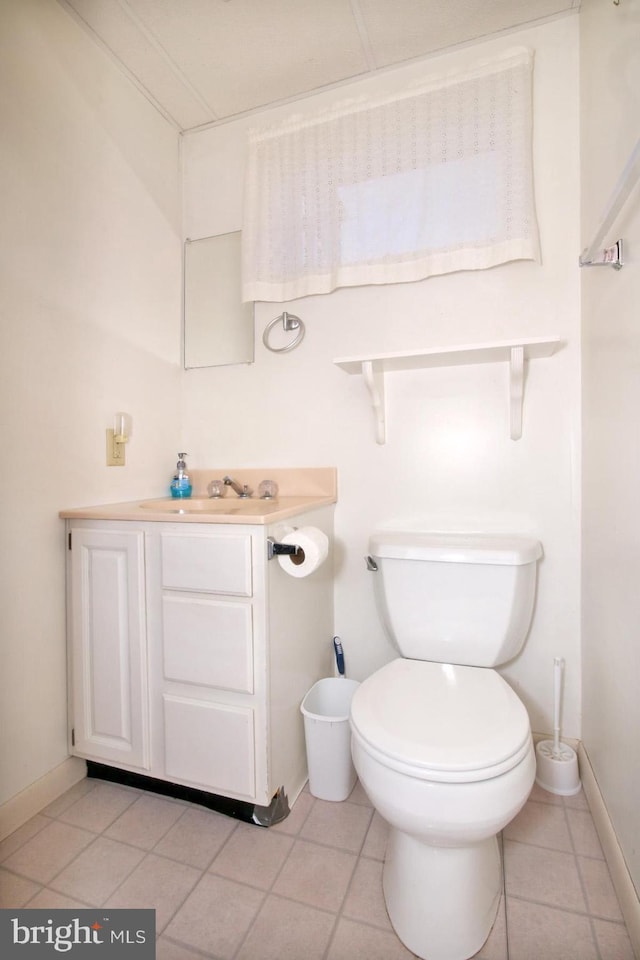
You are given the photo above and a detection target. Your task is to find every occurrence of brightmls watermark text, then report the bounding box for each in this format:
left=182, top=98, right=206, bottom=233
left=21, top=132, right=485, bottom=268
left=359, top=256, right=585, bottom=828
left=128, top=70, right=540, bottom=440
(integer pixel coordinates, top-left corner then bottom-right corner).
left=0, top=910, right=155, bottom=958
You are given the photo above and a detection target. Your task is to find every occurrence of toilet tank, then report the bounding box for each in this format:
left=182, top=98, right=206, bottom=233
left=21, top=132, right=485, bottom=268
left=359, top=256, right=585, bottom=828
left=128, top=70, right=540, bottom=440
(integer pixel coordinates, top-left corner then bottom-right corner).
left=369, top=532, right=542, bottom=667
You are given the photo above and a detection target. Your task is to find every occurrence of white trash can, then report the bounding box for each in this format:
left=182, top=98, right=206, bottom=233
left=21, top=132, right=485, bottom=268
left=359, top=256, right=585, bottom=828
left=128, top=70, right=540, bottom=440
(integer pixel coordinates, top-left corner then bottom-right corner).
left=301, top=677, right=360, bottom=801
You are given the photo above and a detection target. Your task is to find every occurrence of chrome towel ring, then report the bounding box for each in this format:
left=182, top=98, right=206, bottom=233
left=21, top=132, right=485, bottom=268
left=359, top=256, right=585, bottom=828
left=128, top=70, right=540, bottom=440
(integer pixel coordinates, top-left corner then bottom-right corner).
left=262, top=311, right=305, bottom=353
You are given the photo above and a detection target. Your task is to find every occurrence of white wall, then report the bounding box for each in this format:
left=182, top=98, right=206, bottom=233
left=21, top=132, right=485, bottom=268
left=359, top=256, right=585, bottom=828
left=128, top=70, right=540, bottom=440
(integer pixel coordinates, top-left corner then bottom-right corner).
left=182, top=16, right=582, bottom=736
left=580, top=0, right=640, bottom=894
left=0, top=0, right=182, bottom=805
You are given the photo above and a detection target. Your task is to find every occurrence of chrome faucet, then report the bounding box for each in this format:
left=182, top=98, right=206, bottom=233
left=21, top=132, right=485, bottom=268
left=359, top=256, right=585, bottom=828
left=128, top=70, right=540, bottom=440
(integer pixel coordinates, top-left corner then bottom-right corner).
left=223, top=475, right=253, bottom=498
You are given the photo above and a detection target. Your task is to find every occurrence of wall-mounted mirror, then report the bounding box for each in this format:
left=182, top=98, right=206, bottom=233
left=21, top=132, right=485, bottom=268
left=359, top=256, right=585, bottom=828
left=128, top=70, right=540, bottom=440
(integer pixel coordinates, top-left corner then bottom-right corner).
left=183, top=231, right=254, bottom=369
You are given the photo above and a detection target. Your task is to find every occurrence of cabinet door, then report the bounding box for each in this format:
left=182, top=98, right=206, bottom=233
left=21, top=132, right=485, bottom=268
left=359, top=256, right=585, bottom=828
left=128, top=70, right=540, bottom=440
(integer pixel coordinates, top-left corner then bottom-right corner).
left=69, top=528, right=149, bottom=769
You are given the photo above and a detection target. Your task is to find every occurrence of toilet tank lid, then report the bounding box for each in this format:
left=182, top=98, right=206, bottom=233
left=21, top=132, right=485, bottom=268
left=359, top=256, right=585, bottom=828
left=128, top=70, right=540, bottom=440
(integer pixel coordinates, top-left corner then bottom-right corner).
left=369, top=531, right=542, bottom=565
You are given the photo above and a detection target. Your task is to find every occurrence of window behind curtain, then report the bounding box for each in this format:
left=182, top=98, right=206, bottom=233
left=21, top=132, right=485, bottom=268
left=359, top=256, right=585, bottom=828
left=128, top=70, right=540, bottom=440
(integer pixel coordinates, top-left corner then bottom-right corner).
left=242, top=49, right=540, bottom=303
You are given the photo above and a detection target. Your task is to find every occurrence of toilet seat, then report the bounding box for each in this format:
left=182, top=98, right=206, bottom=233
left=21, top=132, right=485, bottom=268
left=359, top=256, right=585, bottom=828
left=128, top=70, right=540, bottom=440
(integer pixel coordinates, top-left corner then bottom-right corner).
left=350, top=658, right=532, bottom=783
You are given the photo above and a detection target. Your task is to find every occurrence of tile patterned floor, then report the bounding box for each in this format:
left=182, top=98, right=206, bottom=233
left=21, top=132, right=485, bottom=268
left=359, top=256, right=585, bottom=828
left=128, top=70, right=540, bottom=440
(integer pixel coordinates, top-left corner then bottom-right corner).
left=0, top=777, right=635, bottom=959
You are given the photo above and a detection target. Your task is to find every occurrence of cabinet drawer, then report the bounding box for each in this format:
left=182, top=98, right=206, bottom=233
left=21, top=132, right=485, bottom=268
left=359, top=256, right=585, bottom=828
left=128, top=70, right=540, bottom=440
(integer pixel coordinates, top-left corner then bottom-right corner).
left=163, top=695, right=255, bottom=798
left=161, top=533, right=252, bottom=595
left=162, top=595, right=253, bottom=693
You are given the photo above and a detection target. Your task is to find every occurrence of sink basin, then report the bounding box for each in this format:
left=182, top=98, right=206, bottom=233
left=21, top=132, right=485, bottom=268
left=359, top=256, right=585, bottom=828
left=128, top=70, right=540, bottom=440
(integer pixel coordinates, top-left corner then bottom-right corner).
left=141, top=497, right=230, bottom=512
left=138, top=497, right=283, bottom=516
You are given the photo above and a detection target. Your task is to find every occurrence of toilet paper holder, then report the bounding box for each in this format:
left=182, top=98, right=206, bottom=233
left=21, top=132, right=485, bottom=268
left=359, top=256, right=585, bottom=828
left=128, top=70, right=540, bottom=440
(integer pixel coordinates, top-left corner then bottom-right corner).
left=267, top=537, right=301, bottom=560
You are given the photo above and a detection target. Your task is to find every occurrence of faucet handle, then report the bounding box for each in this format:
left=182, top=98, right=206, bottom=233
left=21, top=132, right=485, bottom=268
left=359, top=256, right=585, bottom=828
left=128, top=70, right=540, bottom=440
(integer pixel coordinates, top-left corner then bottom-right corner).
left=258, top=479, right=279, bottom=500
left=207, top=479, right=226, bottom=498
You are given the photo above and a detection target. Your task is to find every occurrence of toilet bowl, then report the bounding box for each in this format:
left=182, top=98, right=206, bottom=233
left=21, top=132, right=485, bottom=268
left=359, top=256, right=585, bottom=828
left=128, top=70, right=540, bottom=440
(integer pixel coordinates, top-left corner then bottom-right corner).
left=351, top=658, right=535, bottom=960
left=352, top=531, right=542, bottom=960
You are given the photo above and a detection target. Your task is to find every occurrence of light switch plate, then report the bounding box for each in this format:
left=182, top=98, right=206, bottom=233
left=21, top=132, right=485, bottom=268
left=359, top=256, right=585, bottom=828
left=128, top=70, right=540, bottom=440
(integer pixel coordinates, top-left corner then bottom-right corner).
left=106, top=428, right=126, bottom=466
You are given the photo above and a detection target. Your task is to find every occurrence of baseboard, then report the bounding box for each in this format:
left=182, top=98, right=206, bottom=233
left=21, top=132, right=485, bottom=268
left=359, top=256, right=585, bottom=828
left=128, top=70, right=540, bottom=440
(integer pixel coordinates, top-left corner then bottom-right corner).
left=0, top=757, right=87, bottom=842
left=578, top=743, right=640, bottom=959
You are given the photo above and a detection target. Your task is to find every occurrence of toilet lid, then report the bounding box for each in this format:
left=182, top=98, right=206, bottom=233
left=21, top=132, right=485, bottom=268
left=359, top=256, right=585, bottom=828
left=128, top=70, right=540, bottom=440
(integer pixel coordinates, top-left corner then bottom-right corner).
left=350, top=659, right=531, bottom=783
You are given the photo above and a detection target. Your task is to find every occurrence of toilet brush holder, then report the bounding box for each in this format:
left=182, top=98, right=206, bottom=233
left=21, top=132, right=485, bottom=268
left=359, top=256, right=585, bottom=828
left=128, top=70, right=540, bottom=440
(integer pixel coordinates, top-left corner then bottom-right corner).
left=535, top=657, right=581, bottom=796
left=535, top=739, right=581, bottom=796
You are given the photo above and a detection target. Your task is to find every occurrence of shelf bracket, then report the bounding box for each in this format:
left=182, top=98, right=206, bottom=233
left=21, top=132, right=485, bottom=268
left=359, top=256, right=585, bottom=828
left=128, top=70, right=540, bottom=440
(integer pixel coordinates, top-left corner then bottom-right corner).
left=362, top=360, right=386, bottom=444
left=509, top=345, right=525, bottom=441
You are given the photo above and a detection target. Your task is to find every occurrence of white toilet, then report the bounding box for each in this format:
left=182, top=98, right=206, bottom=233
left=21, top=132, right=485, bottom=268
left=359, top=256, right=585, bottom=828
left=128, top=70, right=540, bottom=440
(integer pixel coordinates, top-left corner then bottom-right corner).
left=350, top=531, right=542, bottom=960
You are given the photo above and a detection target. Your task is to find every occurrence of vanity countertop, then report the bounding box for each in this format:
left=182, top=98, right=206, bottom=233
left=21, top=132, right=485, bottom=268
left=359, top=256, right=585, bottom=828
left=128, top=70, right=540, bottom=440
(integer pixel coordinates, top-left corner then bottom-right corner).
left=59, top=495, right=335, bottom=525
left=59, top=467, right=337, bottom=525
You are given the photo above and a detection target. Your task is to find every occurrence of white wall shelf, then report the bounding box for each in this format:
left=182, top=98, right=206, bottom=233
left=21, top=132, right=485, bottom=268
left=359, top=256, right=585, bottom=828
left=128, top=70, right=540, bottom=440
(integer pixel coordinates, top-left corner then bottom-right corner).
left=333, top=337, right=562, bottom=444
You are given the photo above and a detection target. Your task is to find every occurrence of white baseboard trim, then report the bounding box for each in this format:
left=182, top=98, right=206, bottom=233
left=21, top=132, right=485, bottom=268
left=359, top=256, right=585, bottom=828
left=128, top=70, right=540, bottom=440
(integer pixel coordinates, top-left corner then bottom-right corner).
left=579, top=743, right=640, bottom=959
left=0, top=757, right=87, bottom=842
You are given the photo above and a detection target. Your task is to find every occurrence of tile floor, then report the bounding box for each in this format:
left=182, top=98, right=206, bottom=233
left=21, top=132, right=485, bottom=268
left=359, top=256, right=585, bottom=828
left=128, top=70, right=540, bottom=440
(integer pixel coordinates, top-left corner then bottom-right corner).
left=0, top=776, right=635, bottom=960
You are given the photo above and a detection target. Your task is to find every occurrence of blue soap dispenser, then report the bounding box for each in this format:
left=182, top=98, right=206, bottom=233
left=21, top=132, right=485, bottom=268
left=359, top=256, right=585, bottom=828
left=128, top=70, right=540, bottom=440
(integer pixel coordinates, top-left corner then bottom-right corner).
left=170, top=452, right=192, bottom=499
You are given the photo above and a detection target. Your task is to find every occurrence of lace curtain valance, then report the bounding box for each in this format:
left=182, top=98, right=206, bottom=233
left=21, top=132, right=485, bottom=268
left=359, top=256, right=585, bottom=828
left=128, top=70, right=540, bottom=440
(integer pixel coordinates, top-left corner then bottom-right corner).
left=242, top=49, right=540, bottom=303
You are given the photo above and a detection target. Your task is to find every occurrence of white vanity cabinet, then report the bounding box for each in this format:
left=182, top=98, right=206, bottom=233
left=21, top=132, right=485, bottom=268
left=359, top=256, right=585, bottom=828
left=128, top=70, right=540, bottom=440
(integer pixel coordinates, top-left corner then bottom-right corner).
left=65, top=509, right=334, bottom=815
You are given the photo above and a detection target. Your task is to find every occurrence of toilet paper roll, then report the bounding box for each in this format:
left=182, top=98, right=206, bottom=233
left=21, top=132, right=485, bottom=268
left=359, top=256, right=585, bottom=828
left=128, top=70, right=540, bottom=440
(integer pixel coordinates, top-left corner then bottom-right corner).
left=277, top=526, right=329, bottom=578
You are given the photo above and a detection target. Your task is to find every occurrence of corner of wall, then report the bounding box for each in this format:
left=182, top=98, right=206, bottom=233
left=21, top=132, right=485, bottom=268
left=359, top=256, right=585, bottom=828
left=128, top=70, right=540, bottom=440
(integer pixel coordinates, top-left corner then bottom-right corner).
left=579, top=743, right=640, bottom=959
left=0, top=757, right=87, bottom=843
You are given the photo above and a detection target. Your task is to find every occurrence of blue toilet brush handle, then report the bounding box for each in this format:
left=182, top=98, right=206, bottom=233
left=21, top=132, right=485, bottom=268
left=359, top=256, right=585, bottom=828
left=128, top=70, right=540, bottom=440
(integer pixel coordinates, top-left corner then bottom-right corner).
left=333, top=636, right=345, bottom=677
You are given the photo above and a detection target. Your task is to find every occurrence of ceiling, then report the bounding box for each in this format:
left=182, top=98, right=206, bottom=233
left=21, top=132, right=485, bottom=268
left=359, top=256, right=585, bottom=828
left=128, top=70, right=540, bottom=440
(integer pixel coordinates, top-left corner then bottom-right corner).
left=57, top=0, right=579, bottom=132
